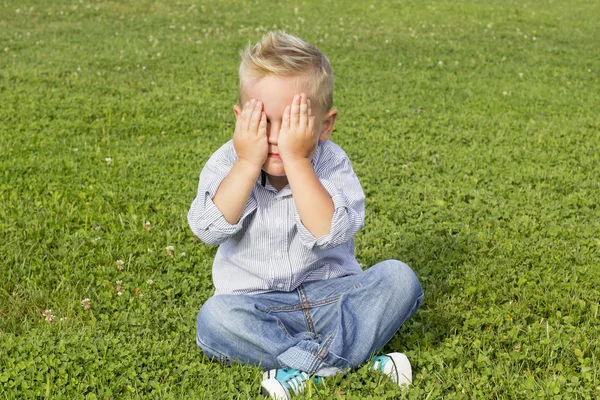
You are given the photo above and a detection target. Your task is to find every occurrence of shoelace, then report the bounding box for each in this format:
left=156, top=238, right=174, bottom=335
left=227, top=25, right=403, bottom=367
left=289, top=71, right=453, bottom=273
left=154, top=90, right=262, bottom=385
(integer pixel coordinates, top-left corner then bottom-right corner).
left=277, top=369, right=311, bottom=393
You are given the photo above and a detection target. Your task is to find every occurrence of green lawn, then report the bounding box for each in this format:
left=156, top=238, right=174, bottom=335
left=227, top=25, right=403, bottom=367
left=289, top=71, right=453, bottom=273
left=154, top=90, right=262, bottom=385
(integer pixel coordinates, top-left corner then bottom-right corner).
left=1, top=0, right=599, bottom=398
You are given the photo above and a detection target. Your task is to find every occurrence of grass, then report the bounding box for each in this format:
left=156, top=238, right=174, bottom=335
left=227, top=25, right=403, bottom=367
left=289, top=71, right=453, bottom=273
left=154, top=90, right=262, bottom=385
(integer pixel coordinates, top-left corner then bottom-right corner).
left=1, top=0, right=599, bottom=398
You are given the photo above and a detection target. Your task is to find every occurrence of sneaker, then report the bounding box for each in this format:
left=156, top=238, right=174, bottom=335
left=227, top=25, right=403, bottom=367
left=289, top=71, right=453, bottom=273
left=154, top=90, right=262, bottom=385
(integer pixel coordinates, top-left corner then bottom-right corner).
left=261, top=369, right=322, bottom=399
left=371, top=352, right=412, bottom=387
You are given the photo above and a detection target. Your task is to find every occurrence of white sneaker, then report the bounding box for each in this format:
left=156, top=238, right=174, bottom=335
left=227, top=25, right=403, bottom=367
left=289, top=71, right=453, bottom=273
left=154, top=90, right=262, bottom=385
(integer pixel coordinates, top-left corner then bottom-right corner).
left=371, top=352, right=412, bottom=387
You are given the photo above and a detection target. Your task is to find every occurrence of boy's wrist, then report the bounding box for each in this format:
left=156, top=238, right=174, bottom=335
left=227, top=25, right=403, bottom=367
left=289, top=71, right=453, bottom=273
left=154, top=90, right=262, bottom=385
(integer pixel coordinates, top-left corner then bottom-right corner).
left=234, top=159, right=262, bottom=179
left=282, top=156, right=312, bottom=172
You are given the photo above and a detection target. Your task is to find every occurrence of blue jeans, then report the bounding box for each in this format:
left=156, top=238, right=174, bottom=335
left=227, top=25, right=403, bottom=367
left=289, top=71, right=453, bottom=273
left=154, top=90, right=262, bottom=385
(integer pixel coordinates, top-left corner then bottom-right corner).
left=196, top=259, right=424, bottom=376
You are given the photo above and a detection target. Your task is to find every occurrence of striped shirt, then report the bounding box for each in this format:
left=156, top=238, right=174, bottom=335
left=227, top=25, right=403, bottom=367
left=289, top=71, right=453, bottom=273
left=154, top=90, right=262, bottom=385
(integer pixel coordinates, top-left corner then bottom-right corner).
left=188, top=139, right=365, bottom=295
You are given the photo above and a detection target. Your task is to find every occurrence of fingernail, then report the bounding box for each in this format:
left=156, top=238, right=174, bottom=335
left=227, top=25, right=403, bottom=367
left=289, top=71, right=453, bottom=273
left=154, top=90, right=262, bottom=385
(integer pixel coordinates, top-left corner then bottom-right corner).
left=256, top=101, right=261, bottom=107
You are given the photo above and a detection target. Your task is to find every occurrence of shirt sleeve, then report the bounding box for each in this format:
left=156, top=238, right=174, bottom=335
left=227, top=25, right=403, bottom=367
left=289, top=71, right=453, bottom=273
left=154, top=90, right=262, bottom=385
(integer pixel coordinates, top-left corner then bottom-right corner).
left=188, top=142, right=257, bottom=246
left=294, top=155, right=365, bottom=250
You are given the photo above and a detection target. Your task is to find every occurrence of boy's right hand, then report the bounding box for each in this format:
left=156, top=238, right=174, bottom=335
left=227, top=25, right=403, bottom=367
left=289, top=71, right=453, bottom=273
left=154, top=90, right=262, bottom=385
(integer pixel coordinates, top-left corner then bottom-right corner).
left=233, top=99, right=268, bottom=170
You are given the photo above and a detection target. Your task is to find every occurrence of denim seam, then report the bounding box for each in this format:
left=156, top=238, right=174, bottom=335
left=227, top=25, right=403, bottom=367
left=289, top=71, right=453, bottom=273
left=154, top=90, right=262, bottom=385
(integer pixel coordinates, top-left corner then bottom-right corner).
left=197, top=336, right=231, bottom=365
left=276, top=318, right=294, bottom=340
left=316, top=327, right=337, bottom=360
left=264, top=295, right=340, bottom=313
left=298, top=285, right=317, bottom=334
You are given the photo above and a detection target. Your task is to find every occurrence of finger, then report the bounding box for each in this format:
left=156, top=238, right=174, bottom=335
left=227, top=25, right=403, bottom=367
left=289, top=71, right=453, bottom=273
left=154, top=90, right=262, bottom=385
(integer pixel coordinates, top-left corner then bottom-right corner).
left=242, top=99, right=255, bottom=130
left=307, top=98, right=312, bottom=118
left=258, top=111, right=267, bottom=137
left=290, top=94, right=300, bottom=128
left=282, top=105, right=291, bottom=132
left=248, top=100, right=262, bottom=133
left=308, top=115, right=315, bottom=135
left=236, top=101, right=250, bottom=131
left=299, top=94, right=308, bottom=129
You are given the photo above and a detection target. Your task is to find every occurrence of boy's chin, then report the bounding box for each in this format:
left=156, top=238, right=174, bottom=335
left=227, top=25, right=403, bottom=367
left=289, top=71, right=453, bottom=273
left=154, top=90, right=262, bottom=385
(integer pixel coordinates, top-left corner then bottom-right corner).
left=262, top=159, right=286, bottom=177
left=262, top=167, right=286, bottom=178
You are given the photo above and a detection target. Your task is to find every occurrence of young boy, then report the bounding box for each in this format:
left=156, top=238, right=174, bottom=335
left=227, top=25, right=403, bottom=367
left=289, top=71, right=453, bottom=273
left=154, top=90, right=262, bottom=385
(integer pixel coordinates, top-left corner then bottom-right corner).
left=188, top=31, right=424, bottom=399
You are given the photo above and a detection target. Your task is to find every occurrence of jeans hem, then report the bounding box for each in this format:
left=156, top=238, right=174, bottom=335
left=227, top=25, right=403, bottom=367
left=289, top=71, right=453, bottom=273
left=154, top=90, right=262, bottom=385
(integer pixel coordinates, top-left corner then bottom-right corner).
left=276, top=345, right=349, bottom=376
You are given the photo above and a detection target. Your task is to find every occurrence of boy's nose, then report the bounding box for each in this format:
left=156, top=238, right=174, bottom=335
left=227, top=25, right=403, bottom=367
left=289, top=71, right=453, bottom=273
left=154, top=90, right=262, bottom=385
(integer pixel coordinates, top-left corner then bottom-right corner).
left=267, top=122, right=279, bottom=144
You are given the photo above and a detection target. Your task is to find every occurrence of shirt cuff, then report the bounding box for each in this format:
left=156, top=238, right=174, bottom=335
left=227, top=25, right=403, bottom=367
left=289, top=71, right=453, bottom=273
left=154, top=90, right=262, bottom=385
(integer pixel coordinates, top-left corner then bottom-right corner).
left=196, top=180, right=257, bottom=234
left=295, top=180, right=350, bottom=249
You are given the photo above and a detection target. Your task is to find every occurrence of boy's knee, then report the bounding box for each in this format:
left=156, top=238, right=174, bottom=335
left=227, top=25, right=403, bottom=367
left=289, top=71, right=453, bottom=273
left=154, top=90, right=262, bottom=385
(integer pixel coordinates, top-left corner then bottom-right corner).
left=375, top=260, right=423, bottom=301
left=196, top=295, right=233, bottom=342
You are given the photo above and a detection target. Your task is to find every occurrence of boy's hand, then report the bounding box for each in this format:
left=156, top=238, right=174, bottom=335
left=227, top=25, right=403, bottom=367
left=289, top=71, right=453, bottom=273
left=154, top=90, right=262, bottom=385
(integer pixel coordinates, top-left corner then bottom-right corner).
left=233, top=99, right=268, bottom=169
left=278, top=93, right=317, bottom=163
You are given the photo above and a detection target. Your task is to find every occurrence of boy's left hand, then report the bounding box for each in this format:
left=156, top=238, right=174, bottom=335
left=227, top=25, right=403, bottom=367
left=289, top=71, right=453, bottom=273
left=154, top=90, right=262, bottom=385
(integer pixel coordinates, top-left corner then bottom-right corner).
left=278, top=93, right=317, bottom=163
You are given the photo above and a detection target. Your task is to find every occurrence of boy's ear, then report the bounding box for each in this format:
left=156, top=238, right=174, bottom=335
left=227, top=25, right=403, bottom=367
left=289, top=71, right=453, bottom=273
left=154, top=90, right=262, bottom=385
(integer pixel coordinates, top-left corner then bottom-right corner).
left=233, top=104, right=242, bottom=120
left=318, top=109, right=338, bottom=142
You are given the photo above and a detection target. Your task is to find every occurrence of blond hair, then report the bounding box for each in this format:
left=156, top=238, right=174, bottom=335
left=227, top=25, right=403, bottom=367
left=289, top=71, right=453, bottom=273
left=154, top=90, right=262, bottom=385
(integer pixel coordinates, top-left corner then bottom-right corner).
left=239, top=31, right=334, bottom=111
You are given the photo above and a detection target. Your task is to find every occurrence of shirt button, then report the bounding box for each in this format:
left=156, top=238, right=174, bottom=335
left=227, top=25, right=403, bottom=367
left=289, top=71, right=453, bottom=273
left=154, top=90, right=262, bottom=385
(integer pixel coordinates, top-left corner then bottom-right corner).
left=275, top=251, right=283, bottom=260
left=277, top=283, right=284, bottom=289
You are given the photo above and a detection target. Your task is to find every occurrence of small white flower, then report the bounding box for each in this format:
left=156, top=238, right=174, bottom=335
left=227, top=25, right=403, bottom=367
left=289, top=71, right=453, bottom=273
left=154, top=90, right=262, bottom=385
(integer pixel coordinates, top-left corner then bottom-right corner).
left=117, top=291, right=123, bottom=296
left=116, top=280, right=122, bottom=292
left=116, top=260, right=124, bottom=271
left=519, top=72, right=524, bottom=78
left=145, top=221, right=151, bottom=232
left=438, top=61, right=443, bottom=66
left=180, top=252, right=186, bottom=257
left=147, top=248, right=153, bottom=253
left=503, top=91, right=508, bottom=96
left=105, top=157, right=112, bottom=165
left=81, top=298, right=91, bottom=310
left=147, top=279, right=153, bottom=285
left=73, top=148, right=79, bottom=152
left=166, top=246, right=175, bottom=256
left=42, top=309, right=55, bottom=323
